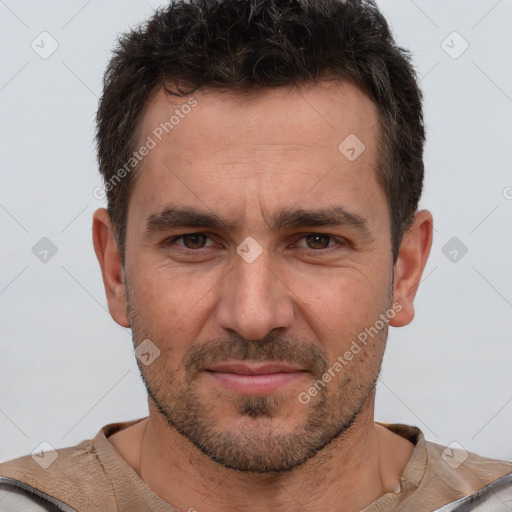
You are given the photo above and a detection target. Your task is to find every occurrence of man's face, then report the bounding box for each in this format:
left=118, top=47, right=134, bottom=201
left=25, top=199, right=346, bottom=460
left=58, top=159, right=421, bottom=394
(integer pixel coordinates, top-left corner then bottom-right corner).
left=123, top=81, right=395, bottom=472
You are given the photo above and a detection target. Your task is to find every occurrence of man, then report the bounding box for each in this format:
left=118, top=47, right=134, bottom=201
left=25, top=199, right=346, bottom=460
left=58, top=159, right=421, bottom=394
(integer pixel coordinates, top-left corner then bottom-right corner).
left=1, top=0, right=511, bottom=510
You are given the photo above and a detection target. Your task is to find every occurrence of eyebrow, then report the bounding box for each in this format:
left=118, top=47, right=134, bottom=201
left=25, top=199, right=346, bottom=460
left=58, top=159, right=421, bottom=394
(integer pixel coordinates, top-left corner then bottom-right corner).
left=145, top=205, right=371, bottom=237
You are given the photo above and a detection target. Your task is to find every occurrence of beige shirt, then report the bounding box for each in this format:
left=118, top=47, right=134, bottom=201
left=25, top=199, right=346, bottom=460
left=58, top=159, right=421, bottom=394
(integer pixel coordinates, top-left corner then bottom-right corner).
left=0, top=418, right=511, bottom=511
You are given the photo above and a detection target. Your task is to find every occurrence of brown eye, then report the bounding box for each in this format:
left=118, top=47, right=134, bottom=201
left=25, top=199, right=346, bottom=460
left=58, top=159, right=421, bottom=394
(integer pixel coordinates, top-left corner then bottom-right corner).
left=181, top=234, right=209, bottom=249
left=164, top=233, right=214, bottom=250
left=304, top=234, right=334, bottom=249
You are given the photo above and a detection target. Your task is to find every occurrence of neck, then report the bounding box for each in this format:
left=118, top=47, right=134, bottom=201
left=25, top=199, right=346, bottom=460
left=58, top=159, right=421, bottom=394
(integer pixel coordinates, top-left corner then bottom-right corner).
left=132, top=395, right=412, bottom=512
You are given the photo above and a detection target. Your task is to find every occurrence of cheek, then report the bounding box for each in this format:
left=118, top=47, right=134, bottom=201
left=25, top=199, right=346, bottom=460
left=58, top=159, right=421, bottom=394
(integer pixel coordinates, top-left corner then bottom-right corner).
left=128, top=262, right=220, bottom=354
left=295, top=266, right=390, bottom=334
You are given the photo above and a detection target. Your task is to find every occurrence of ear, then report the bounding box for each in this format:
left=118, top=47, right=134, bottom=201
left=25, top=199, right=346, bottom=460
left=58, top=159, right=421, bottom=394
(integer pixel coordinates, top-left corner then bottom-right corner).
left=92, top=208, right=130, bottom=328
left=389, top=210, right=433, bottom=328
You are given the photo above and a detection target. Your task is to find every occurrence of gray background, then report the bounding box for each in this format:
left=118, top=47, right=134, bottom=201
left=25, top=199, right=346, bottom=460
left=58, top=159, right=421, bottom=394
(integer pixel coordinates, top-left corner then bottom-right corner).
left=1, top=0, right=511, bottom=463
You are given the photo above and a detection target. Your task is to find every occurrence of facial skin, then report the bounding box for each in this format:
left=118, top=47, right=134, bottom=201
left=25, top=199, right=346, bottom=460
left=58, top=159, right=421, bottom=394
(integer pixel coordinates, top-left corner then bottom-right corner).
left=93, top=80, right=433, bottom=511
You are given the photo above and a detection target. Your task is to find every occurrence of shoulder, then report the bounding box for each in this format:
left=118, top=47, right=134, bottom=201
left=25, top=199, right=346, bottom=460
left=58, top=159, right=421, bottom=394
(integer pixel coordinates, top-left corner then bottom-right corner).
left=422, top=439, right=512, bottom=511
left=0, top=419, right=146, bottom=511
left=425, top=439, right=512, bottom=485
left=0, top=437, right=111, bottom=511
left=0, top=436, right=99, bottom=483
left=433, top=472, right=512, bottom=511
left=378, top=423, right=512, bottom=511
left=0, top=475, right=77, bottom=511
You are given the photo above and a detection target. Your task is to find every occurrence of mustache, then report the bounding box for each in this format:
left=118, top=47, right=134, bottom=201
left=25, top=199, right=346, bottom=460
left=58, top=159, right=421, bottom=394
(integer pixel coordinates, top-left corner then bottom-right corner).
left=183, top=333, right=328, bottom=381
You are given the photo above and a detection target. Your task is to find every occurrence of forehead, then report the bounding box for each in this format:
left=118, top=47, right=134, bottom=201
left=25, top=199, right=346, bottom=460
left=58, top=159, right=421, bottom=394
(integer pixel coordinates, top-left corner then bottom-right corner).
left=128, top=80, right=385, bottom=232
left=140, top=80, right=379, bottom=153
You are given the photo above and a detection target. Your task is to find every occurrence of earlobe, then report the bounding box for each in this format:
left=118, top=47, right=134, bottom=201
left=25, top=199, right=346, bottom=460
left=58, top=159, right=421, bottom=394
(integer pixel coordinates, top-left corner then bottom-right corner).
left=389, top=210, right=433, bottom=328
left=92, top=208, right=130, bottom=328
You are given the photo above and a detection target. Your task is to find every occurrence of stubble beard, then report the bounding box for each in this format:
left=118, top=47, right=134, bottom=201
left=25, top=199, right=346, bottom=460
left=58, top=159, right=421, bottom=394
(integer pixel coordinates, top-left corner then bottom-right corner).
left=127, top=290, right=387, bottom=474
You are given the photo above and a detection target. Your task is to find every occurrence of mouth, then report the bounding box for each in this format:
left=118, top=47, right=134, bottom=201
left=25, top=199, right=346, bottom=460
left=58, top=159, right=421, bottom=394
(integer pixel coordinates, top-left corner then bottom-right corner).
left=204, top=361, right=308, bottom=395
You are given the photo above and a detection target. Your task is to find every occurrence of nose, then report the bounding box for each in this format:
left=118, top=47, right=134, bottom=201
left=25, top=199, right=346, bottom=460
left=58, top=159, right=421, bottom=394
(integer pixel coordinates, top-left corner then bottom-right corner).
left=216, top=247, right=295, bottom=341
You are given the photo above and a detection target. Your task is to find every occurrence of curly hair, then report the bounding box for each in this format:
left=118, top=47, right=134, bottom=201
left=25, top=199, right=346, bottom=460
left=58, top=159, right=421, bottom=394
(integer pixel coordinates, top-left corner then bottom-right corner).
left=96, top=0, right=425, bottom=264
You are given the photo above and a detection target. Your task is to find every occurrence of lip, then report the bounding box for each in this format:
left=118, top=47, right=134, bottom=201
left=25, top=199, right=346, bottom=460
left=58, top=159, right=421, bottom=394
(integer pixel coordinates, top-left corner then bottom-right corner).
left=207, top=361, right=304, bottom=374
left=205, top=361, right=307, bottom=395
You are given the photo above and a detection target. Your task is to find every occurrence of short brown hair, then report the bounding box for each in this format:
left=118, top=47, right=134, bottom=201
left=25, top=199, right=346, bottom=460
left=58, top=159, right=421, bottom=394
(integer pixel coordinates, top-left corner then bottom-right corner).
left=96, top=0, right=425, bottom=264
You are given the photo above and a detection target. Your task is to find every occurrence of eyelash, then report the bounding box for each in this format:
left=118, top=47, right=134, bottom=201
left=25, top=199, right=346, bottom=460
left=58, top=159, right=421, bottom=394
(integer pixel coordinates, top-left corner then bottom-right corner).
left=163, top=232, right=347, bottom=253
